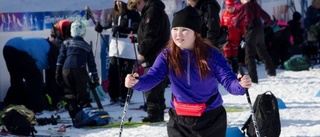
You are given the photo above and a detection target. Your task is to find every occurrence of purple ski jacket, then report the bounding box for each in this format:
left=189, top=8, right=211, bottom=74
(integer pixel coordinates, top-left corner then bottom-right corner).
left=133, top=46, right=245, bottom=111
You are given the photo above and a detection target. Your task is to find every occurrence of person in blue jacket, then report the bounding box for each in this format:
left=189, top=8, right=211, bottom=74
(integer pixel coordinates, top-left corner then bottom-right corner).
left=56, top=20, right=99, bottom=120
left=3, top=19, right=72, bottom=113
left=125, top=6, right=252, bottom=137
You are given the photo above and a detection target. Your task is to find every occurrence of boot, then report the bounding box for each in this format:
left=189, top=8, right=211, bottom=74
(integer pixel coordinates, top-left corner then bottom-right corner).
left=65, top=99, right=81, bottom=119
left=142, top=103, right=165, bottom=123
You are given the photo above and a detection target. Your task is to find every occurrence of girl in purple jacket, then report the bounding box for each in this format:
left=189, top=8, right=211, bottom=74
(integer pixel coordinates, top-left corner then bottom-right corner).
left=125, top=6, right=252, bottom=137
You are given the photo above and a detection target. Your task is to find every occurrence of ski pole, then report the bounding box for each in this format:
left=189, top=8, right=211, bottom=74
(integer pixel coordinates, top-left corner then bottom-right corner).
left=119, top=65, right=136, bottom=137
left=239, top=66, right=261, bottom=137
left=115, top=31, right=123, bottom=105
left=130, top=33, right=146, bottom=105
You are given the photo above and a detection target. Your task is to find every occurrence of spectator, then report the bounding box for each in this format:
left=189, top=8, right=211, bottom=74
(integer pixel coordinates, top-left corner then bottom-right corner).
left=127, top=0, right=170, bottom=122
left=186, top=0, right=221, bottom=47
left=303, top=0, right=320, bottom=61
left=272, top=21, right=292, bottom=68
left=125, top=6, right=252, bottom=136
left=95, top=0, right=141, bottom=105
left=233, top=0, right=276, bottom=83
left=220, top=0, right=245, bottom=73
left=287, top=11, right=303, bottom=55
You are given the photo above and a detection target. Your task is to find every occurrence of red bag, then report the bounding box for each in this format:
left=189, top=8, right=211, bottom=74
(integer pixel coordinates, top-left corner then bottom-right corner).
left=101, top=79, right=109, bottom=93
left=173, top=98, right=206, bottom=117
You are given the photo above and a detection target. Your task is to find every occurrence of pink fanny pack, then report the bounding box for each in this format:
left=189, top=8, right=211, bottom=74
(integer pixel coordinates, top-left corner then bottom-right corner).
left=173, top=98, right=206, bottom=117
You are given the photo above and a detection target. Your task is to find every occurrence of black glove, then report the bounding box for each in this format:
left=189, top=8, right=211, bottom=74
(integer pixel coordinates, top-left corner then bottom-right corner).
left=112, top=26, right=124, bottom=33
left=95, top=22, right=104, bottom=33
left=55, top=66, right=63, bottom=86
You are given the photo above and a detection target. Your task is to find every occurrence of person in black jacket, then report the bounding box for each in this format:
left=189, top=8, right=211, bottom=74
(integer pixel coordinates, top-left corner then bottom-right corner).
left=56, top=20, right=99, bottom=120
left=186, top=0, right=221, bottom=47
left=128, top=0, right=170, bottom=122
left=95, top=0, right=141, bottom=105
left=288, top=12, right=304, bottom=55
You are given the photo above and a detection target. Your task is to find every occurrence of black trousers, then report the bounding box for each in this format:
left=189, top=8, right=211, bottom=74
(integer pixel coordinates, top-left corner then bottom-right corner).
left=62, top=68, right=91, bottom=105
left=143, top=67, right=168, bottom=118
left=3, top=46, right=45, bottom=112
left=107, top=57, right=135, bottom=100
left=245, top=22, right=275, bottom=82
left=167, top=106, right=227, bottom=137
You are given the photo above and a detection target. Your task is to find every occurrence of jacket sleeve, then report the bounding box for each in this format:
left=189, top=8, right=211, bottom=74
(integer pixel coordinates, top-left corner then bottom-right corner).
left=204, top=2, right=221, bottom=45
left=233, top=6, right=245, bottom=28
left=258, top=4, right=273, bottom=25
left=138, top=9, right=162, bottom=56
left=133, top=52, right=168, bottom=91
left=213, top=50, right=245, bottom=95
left=87, top=46, right=98, bottom=75
left=56, top=41, right=67, bottom=68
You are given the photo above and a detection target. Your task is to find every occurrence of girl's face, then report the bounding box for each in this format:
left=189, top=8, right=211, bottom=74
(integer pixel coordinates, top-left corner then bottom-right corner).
left=171, top=27, right=195, bottom=50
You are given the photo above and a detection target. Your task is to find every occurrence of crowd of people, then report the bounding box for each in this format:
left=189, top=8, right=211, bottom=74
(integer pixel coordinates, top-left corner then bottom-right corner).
left=2, top=0, right=319, bottom=136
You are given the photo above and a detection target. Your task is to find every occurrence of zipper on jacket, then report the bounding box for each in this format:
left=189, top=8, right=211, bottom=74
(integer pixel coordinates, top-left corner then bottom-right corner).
left=187, top=52, right=190, bottom=86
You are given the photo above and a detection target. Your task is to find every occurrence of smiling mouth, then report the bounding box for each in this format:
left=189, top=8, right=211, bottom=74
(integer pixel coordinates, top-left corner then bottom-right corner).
left=176, top=38, right=184, bottom=43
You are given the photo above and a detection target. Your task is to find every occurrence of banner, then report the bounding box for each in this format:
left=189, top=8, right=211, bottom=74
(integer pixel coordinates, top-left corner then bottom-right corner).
left=0, top=9, right=106, bottom=32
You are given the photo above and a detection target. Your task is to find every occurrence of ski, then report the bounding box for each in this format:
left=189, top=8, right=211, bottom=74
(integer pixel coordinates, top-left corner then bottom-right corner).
left=85, top=121, right=166, bottom=129
left=33, top=135, right=70, bottom=137
left=0, top=134, right=70, bottom=137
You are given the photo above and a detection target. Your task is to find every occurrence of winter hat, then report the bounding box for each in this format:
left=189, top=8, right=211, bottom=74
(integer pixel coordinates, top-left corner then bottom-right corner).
left=277, top=21, right=289, bottom=27
left=172, top=6, right=202, bottom=34
left=51, top=19, right=71, bottom=39
left=293, top=12, right=301, bottom=21
left=225, top=0, right=236, bottom=7
left=70, top=20, right=86, bottom=37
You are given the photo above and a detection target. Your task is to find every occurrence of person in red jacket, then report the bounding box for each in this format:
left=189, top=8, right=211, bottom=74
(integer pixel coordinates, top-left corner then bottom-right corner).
left=220, top=0, right=245, bottom=73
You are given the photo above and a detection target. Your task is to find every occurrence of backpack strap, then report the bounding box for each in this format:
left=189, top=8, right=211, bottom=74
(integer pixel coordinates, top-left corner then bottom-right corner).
left=241, top=115, right=252, bottom=131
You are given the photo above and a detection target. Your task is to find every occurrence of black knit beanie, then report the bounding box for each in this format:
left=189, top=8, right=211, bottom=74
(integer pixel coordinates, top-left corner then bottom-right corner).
left=293, top=12, right=301, bottom=21
left=172, top=6, right=202, bottom=34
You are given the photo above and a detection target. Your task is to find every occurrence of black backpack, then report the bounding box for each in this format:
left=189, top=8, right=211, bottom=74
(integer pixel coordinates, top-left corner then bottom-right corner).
left=2, top=105, right=37, bottom=136
left=241, top=91, right=281, bottom=137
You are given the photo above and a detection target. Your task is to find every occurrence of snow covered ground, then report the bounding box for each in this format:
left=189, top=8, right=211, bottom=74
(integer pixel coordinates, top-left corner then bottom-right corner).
left=33, top=63, right=320, bottom=137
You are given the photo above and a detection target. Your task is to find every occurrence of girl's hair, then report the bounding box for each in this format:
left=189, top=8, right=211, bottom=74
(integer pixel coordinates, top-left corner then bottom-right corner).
left=111, top=1, right=128, bottom=17
left=166, top=32, right=212, bottom=79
